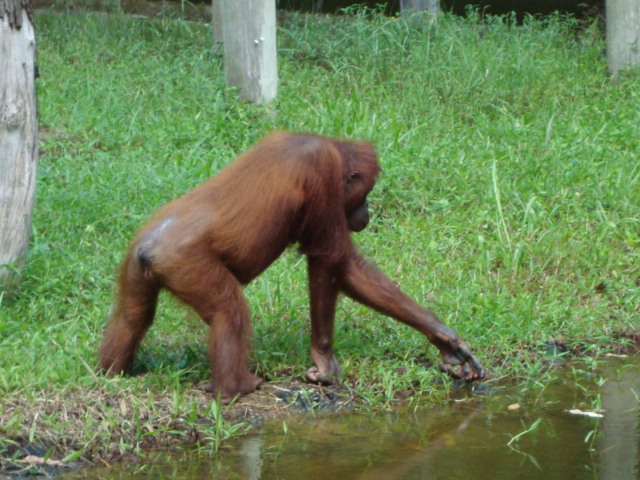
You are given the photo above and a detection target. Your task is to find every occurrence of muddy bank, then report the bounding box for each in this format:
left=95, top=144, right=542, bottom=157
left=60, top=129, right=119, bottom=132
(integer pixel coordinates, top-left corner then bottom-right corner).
left=0, top=380, right=354, bottom=478
left=1, top=336, right=638, bottom=477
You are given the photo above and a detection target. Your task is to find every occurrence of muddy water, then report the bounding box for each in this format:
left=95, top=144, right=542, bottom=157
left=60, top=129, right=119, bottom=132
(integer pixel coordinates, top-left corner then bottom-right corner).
left=61, top=359, right=639, bottom=480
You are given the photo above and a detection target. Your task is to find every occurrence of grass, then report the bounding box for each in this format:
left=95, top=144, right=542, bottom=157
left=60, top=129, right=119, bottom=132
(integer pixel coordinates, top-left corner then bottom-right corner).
left=1, top=6, right=639, bottom=469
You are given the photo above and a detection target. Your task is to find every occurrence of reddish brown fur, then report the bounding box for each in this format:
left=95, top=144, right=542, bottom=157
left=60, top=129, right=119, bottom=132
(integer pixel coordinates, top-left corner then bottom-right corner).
left=99, top=132, right=484, bottom=403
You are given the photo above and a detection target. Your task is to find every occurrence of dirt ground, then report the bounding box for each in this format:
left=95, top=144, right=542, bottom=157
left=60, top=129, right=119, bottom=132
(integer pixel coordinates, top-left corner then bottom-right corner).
left=0, top=379, right=356, bottom=478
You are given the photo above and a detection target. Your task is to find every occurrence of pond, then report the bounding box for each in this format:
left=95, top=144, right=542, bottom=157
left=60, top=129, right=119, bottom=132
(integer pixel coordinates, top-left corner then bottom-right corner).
left=59, top=359, right=639, bottom=480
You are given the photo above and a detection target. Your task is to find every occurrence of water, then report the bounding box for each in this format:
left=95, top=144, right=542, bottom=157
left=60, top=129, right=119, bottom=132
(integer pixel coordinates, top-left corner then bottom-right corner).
left=60, top=359, right=640, bottom=480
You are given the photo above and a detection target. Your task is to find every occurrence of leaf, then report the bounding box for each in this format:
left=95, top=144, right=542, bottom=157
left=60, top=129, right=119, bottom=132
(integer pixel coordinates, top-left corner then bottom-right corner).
left=62, top=449, right=85, bottom=463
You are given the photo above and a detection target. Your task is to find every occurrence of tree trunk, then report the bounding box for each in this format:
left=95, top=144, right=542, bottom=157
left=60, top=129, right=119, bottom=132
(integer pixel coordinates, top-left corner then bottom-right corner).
left=220, top=0, right=278, bottom=104
left=0, top=0, right=38, bottom=291
left=400, top=0, right=440, bottom=17
left=606, top=0, right=640, bottom=79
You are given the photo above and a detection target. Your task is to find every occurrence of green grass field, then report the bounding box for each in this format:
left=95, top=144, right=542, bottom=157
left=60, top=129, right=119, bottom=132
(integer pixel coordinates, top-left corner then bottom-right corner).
left=1, top=8, right=638, bottom=466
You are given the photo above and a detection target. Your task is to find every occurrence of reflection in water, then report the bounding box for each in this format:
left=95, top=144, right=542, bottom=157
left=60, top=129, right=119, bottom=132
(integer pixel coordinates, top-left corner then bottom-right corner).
left=60, top=360, right=639, bottom=480
left=598, top=365, right=640, bottom=480
left=240, top=437, right=263, bottom=480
